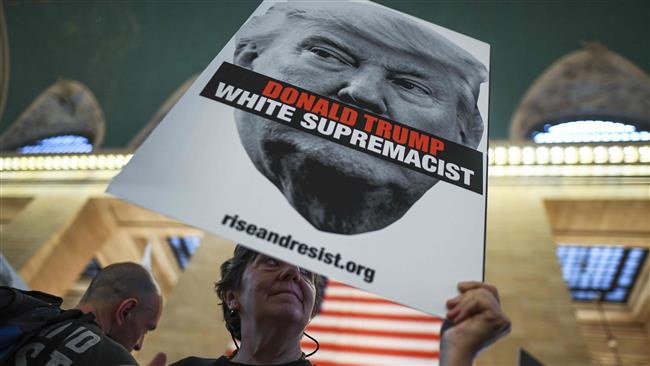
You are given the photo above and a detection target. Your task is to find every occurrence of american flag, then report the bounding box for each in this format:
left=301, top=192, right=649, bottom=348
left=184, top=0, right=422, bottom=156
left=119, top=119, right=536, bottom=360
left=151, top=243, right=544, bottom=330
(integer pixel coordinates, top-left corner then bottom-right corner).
left=303, top=280, right=442, bottom=366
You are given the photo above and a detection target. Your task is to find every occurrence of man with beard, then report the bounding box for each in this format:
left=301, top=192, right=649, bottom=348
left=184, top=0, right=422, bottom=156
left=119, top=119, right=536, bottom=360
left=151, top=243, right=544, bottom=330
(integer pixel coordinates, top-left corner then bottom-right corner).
left=233, top=1, right=487, bottom=235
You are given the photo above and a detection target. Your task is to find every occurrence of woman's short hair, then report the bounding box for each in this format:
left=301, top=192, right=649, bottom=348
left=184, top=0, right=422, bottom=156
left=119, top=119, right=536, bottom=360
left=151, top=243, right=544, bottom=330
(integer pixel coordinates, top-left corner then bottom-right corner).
left=215, top=245, right=327, bottom=341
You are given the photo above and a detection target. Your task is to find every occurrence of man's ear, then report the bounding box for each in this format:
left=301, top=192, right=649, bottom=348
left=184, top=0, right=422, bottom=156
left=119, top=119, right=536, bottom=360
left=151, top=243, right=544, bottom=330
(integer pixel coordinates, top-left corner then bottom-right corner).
left=234, top=40, right=259, bottom=69
left=115, top=298, right=138, bottom=326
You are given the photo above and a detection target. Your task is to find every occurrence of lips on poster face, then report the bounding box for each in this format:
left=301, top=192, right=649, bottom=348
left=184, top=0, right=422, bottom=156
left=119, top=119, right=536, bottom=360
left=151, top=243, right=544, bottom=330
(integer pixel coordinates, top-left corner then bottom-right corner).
left=232, top=2, right=487, bottom=235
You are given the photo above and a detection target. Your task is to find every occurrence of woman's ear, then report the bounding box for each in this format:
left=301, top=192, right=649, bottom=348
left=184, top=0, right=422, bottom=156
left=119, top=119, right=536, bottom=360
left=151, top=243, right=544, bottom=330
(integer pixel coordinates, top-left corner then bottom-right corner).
left=234, top=41, right=259, bottom=69
left=115, top=298, right=138, bottom=326
left=225, top=290, right=239, bottom=310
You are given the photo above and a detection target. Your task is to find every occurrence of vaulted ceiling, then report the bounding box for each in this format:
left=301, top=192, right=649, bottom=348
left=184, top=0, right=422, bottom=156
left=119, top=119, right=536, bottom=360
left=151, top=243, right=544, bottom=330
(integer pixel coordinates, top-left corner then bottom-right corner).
left=1, top=1, right=648, bottom=146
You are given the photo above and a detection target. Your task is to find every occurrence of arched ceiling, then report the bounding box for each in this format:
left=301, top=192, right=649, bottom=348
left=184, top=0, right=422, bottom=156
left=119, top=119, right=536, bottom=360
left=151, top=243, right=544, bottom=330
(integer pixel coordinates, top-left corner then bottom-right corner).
left=510, top=43, right=650, bottom=141
left=1, top=1, right=648, bottom=146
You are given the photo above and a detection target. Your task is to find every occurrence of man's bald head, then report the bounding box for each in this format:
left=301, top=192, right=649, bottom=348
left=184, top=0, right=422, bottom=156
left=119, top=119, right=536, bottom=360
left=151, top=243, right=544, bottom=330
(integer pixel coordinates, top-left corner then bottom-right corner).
left=78, top=262, right=162, bottom=352
left=80, top=262, right=160, bottom=308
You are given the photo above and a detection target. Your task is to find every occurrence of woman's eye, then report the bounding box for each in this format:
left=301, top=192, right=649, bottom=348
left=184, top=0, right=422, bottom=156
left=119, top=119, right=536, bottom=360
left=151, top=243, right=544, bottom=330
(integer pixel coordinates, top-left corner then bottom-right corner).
left=300, top=269, right=314, bottom=281
left=264, top=257, right=279, bottom=266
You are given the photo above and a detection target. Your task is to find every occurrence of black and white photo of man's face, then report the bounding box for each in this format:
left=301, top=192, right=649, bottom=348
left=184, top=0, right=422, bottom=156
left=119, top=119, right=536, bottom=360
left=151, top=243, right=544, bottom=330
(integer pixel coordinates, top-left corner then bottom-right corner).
left=233, top=2, right=486, bottom=235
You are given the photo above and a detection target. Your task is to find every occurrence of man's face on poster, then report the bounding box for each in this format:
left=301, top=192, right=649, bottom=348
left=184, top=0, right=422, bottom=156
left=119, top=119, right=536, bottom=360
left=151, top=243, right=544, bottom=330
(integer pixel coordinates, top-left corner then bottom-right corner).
left=233, top=3, right=486, bottom=235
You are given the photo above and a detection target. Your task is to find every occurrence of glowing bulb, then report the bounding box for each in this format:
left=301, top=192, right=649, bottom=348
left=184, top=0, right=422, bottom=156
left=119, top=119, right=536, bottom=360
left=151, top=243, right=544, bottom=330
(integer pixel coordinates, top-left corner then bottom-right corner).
left=107, top=155, right=117, bottom=169
left=593, top=146, right=608, bottom=164
left=78, top=156, right=88, bottom=169
left=97, top=156, right=107, bottom=170
left=69, top=156, right=79, bottom=170
left=579, top=146, right=593, bottom=164
left=522, top=147, right=536, bottom=165
left=51, top=156, right=61, bottom=170
left=550, top=146, right=564, bottom=164
left=608, top=146, right=624, bottom=164
left=27, top=157, right=37, bottom=170
left=536, top=146, right=550, bottom=164
left=623, top=146, right=635, bottom=162
left=564, top=146, right=579, bottom=164
left=639, top=146, right=650, bottom=163
left=19, top=158, right=29, bottom=170
left=88, top=156, right=98, bottom=169
left=494, top=147, right=507, bottom=165
left=508, top=147, right=522, bottom=165
left=43, top=157, right=53, bottom=170
left=60, top=156, right=71, bottom=170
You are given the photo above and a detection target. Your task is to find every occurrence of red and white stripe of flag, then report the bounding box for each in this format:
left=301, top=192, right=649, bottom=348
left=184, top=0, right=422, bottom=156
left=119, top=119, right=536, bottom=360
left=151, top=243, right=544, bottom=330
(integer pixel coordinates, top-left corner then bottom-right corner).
left=304, top=280, right=442, bottom=366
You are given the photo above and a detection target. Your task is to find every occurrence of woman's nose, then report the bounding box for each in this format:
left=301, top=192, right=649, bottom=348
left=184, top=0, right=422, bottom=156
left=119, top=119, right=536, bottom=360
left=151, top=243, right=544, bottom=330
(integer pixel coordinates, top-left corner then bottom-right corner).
left=278, top=263, right=302, bottom=282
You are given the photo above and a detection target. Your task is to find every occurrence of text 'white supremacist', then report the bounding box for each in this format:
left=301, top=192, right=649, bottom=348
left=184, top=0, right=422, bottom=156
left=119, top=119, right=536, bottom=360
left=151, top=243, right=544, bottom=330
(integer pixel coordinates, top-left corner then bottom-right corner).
left=212, top=82, right=475, bottom=187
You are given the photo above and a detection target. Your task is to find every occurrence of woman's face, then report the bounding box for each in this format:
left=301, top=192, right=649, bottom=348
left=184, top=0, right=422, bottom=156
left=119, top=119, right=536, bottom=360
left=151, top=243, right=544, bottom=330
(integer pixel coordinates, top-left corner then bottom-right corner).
left=232, top=254, right=317, bottom=331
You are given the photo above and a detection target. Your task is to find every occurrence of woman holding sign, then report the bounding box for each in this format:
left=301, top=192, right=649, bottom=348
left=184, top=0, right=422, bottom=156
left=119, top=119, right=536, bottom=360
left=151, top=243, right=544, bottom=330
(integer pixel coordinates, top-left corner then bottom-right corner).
left=170, top=245, right=510, bottom=366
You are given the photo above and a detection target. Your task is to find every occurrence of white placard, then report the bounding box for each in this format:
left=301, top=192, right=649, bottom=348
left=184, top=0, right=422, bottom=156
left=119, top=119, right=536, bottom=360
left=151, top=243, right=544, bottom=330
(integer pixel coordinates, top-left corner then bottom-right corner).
left=108, top=0, right=490, bottom=317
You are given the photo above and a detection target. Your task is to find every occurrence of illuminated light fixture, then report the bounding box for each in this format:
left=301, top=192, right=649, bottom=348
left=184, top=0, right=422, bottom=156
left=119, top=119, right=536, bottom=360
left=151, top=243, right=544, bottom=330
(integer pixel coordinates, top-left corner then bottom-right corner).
left=564, top=146, right=579, bottom=164
left=0, top=144, right=648, bottom=180
left=578, top=146, right=594, bottom=164
left=0, top=153, right=133, bottom=171
left=521, top=147, right=535, bottom=165
left=640, top=146, right=650, bottom=163
left=556, top=245, right=648, bottom=302
left=532, top=120, right=650, bottom=144
left=494, top=147, right=508, bottom=165
left=507, top=146, right=521, bottom=165
left=536, top=146, right=550, bottom=164
left=17, top=135, right=92, bottom=154
left=623, top=146, right=639, bottom=163
left=593, top=146, right=609, bottom=164
left=550, top=146, right=564, bottom=164
left=608, top=146, right=624, bottom=164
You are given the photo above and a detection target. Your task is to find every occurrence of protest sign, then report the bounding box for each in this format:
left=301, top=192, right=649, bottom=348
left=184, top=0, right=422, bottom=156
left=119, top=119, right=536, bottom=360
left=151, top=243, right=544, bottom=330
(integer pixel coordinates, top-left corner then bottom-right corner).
left=108, top=0, right=490, bottom=316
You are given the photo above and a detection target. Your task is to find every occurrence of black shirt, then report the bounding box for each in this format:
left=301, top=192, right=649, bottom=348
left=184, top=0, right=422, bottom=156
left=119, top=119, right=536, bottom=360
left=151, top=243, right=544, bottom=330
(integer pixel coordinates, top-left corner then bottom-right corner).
left=171, top=355, right=313, bottom=366
left=7, top=316, right=137, bottom=366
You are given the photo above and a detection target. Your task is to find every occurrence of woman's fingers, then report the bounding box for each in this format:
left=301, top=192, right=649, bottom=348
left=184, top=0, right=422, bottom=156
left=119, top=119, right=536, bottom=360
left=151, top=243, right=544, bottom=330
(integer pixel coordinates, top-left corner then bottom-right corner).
left=457, top=281, right=500, bottom=303
left=446, top=283, right=502, bottom=324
